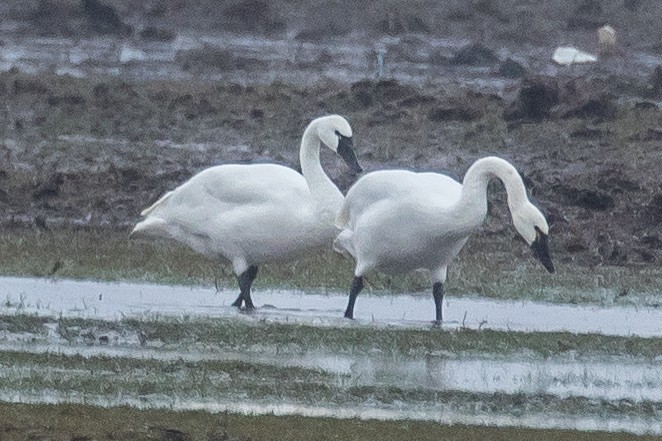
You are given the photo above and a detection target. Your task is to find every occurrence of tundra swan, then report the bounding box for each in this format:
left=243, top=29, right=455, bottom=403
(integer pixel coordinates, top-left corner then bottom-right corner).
left=333, top=156, right=554, bottom=323
left=132, top=115, right=362, bottom=309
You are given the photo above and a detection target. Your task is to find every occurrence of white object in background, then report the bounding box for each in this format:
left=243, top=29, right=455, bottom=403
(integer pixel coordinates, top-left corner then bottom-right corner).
left=597, top=24, right=617, bottom=47
left=119, top=43, right=147, bottom=64
left=552, top=46, right=598, bottom=65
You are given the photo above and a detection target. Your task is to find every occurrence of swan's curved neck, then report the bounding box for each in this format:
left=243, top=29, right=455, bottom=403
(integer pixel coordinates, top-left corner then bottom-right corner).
left=300, top=124, right=343, bottom=213
left=457, top=157, right=528, bottom=228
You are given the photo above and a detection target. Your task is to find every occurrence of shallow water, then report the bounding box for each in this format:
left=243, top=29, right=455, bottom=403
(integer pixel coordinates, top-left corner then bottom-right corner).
left=1, top=276, right=661, bottom=337
left=2, top=32, right=660, bottom=90
left=2, top=339, right=661, bottom=403
left=2, top=276, right=662, bottom=434
left=0, top=33, right=475, bottom=86
left=2, top=392, right=661, bottom=436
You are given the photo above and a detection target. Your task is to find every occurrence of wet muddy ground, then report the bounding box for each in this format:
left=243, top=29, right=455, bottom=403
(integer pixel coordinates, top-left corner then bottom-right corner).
left=2, top=276, right=662, bottom=336
left=0, top=2, right=661, bottom=268
left=1, top=0, right=662, bottom=438
left=0, top=276, right=661, bottom=435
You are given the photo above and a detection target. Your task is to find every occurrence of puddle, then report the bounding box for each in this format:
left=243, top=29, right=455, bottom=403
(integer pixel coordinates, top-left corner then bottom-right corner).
left=2, top=276, right=662, bottom=435
left=2, top=33, right=660, bottom=90
left=2, top=392, right=661, bottom=436
left=1, top=276, right=661, bottom=337
left=2, top=340, right=661, bottom=403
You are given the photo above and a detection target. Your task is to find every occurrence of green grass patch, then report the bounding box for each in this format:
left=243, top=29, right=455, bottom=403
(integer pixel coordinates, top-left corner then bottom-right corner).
left=3, top=313, right=661, bottom=359
left=120, top=317, right=662, bottom=359
left=2, top=349, right=661, bottom=426
left=0, top=350, right=338, bottom=401
left=1, top=402, right=658, bottom=441
left=1, top=228, right=662, bottom=307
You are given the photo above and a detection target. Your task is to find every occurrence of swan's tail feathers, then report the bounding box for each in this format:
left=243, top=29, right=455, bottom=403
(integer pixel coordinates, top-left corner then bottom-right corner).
left=335, top=201, right=350, bottom=229
left=333, top=229, right=355, bottom=259
left=130, top=217, right=170, bottom=239
left=140, top=191, right=174, bottom=217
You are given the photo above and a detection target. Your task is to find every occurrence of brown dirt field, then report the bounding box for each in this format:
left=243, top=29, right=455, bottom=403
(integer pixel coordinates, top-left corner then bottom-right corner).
left=0, top=0, right=661, bottom=270
left=1, top=70, right=661, bottom=268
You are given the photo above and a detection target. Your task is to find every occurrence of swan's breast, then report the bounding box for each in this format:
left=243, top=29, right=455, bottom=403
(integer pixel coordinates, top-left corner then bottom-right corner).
left=355, top=200, right=467, bottom=270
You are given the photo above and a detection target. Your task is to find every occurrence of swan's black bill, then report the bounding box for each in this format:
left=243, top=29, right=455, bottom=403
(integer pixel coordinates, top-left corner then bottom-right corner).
left=531, top=231, right=555, bottom=273
left=337, top=135, right=363, bottom=173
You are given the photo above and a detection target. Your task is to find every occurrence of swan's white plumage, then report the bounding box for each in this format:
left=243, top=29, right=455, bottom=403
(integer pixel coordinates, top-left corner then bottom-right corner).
left=334, top=156, right=553, bottom=322
left=335, top=156, right=551, bottom=281
left=335, top=170, right=471, bottom=278
left=132, top=115, right=355, bottom=279
left=133, top=164, right=327, bottom=273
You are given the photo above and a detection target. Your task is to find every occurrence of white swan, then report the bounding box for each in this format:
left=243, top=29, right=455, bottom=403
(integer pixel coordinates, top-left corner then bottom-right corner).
left=132, top=115, right=362, bottom=309
left=333, top=156, right=554, bottom=323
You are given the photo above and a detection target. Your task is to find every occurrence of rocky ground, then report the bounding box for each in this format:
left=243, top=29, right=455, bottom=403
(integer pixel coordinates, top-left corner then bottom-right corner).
left=0, top=0, right=661, bottom=269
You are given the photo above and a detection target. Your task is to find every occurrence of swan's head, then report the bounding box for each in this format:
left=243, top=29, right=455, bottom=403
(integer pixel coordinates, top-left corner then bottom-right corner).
left=315, top=115, right=363, bottom=173
left=512, top=202, right=555, bottom=273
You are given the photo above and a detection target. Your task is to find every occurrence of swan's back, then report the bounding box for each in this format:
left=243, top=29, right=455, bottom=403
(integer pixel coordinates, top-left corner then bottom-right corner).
left=338, top=170, right=462, bottom=228
left=144, top=163, right=310, bottom=218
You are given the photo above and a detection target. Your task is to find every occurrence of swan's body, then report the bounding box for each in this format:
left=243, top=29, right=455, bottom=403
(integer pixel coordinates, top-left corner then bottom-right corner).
left=334, top=156, right=554, bottom=323
left=133, top=115, right=362, bottom=309
left=137, top=164, right=336, bottom=264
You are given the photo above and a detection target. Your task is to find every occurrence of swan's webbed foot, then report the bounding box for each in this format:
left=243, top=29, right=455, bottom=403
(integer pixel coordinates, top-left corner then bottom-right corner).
left=344, top=276, right=364, bottom=319
left=243, top=297, right=255, bottom=310
left=231, top=294, right=243, bottom=308
left=232, top=296, right=255, bottom=311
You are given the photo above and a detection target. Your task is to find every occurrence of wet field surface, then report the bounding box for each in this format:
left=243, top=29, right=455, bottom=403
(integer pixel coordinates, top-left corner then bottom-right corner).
left=2, top=2, right=662, bottom=436
left=1, top=30, right=661, bottom=92
left=1, top=276, right=661, bottom=336
left=1, top=276, right=661, bottom=435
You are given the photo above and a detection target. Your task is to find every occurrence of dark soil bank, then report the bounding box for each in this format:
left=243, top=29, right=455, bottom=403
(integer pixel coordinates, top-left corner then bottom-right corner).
left=0, top=0, right=661, bottom=269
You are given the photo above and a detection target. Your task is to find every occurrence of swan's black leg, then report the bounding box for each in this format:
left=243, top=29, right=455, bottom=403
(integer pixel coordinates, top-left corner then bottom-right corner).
left=432, top=282, right=444, bottom=324
left=233, top=266, right=259, bottom=309
left=344, top=276, right=364, bottom=319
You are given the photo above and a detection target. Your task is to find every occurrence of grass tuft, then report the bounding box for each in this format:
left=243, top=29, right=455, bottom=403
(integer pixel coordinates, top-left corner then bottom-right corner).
left=0, top=229, right=661, bottom=307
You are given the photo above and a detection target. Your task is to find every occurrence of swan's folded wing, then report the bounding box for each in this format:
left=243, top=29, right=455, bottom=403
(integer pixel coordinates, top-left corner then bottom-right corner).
left=140, top=190, right=173, bottom=217
left=143, top=164, right=310, bottom=217
left=195, top=164, right=309, bottom=207
left=337, top=170, right=463, bottom=228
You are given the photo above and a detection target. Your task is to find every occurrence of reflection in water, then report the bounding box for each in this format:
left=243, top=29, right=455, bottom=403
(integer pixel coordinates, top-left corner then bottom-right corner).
left=0, top=276, right=661, bottom=337
left=1, top=275, right=662, bottom=435
left=352, top=356, right=662, bottom=402
left=1, top=338, right=661, bottom=403
left=2, top=392, right=661, bottom=436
